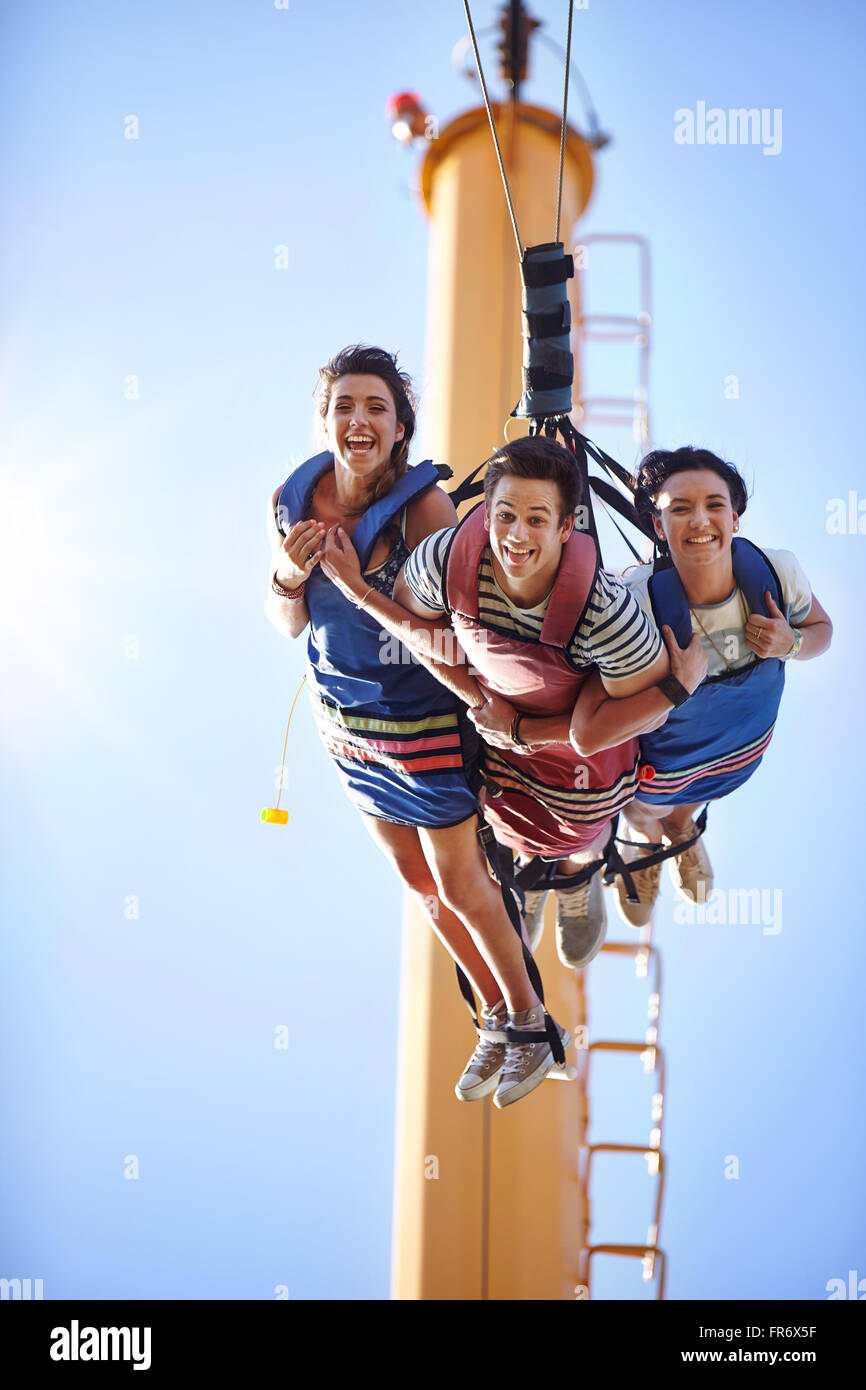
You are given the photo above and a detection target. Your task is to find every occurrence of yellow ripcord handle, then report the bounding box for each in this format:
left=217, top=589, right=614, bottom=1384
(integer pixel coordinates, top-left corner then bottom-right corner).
left=260, top=675, right=307, bottom=824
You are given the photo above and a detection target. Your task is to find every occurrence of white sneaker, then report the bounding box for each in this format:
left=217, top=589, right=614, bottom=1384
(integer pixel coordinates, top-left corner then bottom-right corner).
left=454, top=1000, right=508, bottom=1102
left=493, top=1007, right=575, bottom=1108
left=555, top=870, right=607, bottom=968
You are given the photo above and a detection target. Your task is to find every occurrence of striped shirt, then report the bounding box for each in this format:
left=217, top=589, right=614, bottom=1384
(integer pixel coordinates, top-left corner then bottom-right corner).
left=403, top=527, right=663, bottom=681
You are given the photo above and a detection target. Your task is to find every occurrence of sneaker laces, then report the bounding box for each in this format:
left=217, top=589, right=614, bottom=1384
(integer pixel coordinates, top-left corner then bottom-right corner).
left=465, top=1012, right=507, bottom=1075
left=554, top=873, right=594, bottom=915
left=501, top=1040, right=541, bottom=1081
left=501, top=1007, right=547, bottom=1080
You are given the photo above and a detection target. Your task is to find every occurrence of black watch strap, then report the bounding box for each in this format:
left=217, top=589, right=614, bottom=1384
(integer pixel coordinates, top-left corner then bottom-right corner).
left=658, top=674, right=691, bottom=708
left=511, top=713, right=528, bottom=747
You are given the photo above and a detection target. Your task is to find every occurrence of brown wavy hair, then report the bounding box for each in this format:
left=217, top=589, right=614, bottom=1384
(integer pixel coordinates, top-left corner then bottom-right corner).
left=482, top=435, right=581, bottom=524
left=316, top=345, right=417, bottom=518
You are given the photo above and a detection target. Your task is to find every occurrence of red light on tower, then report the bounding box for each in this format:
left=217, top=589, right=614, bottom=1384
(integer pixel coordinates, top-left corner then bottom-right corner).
left=387, top=91, right=430, bottom=144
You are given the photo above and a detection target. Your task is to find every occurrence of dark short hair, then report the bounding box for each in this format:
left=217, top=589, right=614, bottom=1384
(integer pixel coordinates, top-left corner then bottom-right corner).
left=482, top=435, right=581, bottom=523
left=634, top=446, right=749, bottom=539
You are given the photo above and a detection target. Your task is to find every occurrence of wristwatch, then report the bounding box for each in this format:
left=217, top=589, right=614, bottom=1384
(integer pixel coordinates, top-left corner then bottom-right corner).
left=657, top=674, right=692, bottom=708
left=782, top=628, right=804, bottom=660
left=510, top=714, right=529, bottom=748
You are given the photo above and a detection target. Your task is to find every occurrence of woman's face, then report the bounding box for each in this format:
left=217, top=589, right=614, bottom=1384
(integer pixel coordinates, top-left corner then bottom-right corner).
left=323, top=373, right=404, bottom=479
left=485, top=476, right=574, bottom=581
left=652, top=468, right=738, bottom=569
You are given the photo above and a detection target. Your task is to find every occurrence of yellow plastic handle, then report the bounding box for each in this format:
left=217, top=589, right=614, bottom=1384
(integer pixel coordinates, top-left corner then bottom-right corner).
left=260, top=807, right=289, bottom=825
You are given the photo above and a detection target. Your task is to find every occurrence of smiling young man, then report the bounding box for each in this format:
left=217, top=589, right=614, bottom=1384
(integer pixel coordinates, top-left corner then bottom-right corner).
left=388, top=435, right=708, bottom=968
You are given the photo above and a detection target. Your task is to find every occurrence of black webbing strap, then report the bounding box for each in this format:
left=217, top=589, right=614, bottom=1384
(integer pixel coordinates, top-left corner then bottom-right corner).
left=523, top=302, right=572, bottom=339
left=509, top=823, right=636, bottom=904
left=448, top=461, right=487, bottom=508
left=522, top=250, right=574, bottom=287
left=506, top=807, right=710, bottom=909
left=603, top=804, right=711, bottom=896
left=524, top=363, right=574, bottom=392
left=513, top=855, right=559, bottom=892
left=587, top=476, right=645, bottom=564
left=452, top=814, right=566, bottom=1061
left=571, top=423, right=639, bottom=494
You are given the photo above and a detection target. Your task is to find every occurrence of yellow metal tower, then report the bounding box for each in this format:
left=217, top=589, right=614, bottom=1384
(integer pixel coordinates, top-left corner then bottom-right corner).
left=391, top=73, right=597, bottom=1298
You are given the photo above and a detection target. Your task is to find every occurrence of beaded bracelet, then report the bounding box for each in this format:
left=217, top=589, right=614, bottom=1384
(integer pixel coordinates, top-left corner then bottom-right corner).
left=271, top=573, right=306, bottom=600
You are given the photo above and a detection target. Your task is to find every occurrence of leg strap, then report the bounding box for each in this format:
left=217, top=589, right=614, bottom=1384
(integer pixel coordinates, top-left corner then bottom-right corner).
left=603, top=804, right=711, bottom=901
left=450, top=812, right=566, bottom=1065
left=512, top=855, right=559, bottom=892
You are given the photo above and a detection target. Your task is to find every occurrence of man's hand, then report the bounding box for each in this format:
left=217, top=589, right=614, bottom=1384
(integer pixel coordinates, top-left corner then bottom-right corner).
left=745, top=592, right=795, bottom=659
left=274, top=519, right=327, bottom=589
left=319, top=526, right=364, bottom=600
left=467, top=690, right=520, bottom=749
left=664, top=625, right=708, bottom=692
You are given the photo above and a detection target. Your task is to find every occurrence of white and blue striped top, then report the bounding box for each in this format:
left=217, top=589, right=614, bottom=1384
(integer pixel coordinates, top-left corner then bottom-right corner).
left=403, top=527, right=663, bottom=681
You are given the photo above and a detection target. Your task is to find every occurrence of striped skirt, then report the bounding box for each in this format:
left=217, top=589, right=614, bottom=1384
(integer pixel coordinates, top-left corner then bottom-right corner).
left=309, top=687, right=480, bottom=829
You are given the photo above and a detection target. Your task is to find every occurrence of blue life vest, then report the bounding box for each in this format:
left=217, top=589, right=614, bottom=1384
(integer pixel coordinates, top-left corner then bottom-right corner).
left=637, top=537, right=786, bottom=805
left=276, top=452, right=478, bottom=828
left=277, top=451, right=454, bottom=714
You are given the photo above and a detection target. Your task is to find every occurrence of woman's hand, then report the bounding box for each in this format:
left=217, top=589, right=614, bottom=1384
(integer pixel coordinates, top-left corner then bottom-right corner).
left=320, top=525, right=365, bottom=601
left=745, top=592, right=795, bottom=659
left=273, top=519, right=327, bottom=589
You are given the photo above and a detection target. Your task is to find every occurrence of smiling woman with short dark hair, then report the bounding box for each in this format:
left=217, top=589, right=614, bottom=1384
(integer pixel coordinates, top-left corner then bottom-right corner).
left=611, top=446, right=834, bottom=927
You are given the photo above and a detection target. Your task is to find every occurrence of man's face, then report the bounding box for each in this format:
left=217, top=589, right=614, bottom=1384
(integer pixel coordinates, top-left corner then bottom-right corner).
left=484, top=476, right=574, bottom=580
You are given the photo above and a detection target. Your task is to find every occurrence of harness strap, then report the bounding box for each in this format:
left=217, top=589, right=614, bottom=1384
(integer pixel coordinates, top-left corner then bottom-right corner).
left=522, top=249, right=574, bottom=287
left=523, top=302, right=572, bottom=339
left=451, top=811, right=566, bottom=1066
left=605, top=804, right=711, bottom=888
left=525, top=364, right=574, bottom=392
left=474, top=1026, right=509, bottom=1044
left=447, top=462, right=487, bottom=508
left=513, top=856, right=559, bottom=892
left=506, top=809, right=710, bottom=908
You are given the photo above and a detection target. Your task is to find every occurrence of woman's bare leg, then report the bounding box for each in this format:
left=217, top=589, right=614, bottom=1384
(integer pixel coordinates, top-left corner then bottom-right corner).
left=360, top=813, right=503, bottom=1008
left=660, top=801, right=704, bottom=837
left=419, top=816, right=538, bottom=1013
left=621, top=797, right=666, bottom=842
left=557, top=825, right=609, bottom=875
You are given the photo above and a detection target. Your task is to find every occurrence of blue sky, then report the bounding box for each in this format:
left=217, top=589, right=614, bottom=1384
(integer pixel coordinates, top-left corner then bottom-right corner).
left=1, top=0, right=864, bottom=1301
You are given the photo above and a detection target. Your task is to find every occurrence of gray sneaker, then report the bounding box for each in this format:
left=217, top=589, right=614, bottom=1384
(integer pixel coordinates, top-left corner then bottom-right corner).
left=454, top=1000, right=508, bottom=1102
left=493, top=1006, right=575, bottom=1108
left=554, top=870, right=607, bottom=968
left=522, top=889, right=549, bottom=952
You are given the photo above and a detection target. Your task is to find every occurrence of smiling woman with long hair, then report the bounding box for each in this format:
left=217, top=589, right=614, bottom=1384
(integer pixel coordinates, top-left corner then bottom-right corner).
left=264, top=344, right=574, bottom=1107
